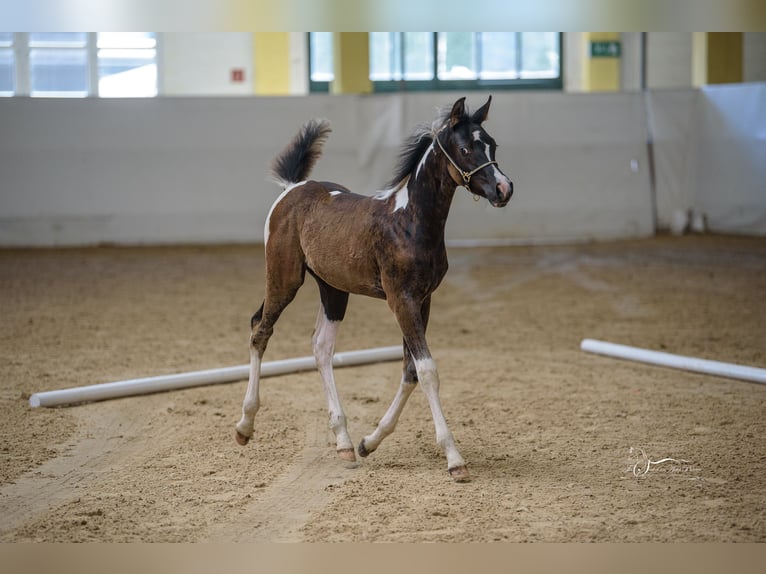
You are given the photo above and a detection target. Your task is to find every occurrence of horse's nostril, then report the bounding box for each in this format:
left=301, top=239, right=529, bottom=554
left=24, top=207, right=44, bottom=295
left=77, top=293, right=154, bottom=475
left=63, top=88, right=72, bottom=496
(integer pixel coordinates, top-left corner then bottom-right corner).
left=497, top=180, right=513, bottom=200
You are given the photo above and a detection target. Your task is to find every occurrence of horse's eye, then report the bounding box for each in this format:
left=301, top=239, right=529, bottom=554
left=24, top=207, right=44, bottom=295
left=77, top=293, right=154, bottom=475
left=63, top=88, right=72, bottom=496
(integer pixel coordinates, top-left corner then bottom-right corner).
left=460, top=147, right=470, bottom=156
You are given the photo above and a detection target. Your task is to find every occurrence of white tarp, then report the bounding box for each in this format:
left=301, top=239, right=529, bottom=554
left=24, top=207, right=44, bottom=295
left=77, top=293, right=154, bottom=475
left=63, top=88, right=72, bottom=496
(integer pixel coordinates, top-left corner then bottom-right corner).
left=647, top=83, right=766, bottom=236
left=694, top=83, right=766, bottom=235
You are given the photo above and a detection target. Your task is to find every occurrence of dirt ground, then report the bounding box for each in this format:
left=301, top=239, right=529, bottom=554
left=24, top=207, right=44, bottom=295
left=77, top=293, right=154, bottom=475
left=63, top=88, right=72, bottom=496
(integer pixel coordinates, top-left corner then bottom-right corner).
left=1, top=235, right=765, bottom=542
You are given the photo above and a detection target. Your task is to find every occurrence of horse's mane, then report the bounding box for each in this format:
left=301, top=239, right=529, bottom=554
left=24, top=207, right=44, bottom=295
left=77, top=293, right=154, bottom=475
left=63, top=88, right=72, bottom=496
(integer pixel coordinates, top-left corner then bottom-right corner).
left=383, top=106, right=456, bottom=190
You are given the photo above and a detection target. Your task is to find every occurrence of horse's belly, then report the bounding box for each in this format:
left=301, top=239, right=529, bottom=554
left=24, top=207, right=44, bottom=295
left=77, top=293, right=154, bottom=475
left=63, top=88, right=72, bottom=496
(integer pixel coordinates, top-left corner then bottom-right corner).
left=306, top=253, right=384, bottom=298
left=302, top=233, right=384, bottom=298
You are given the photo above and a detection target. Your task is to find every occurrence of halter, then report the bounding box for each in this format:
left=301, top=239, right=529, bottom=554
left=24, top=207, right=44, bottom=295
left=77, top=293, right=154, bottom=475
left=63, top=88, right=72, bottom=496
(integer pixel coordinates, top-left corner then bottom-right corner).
left=433, top=130, right=498, bottom=186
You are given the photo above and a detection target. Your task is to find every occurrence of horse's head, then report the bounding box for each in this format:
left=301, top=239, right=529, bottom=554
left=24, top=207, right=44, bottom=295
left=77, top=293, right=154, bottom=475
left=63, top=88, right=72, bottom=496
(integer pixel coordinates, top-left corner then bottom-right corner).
left=435, top=96, right=513, bottom=208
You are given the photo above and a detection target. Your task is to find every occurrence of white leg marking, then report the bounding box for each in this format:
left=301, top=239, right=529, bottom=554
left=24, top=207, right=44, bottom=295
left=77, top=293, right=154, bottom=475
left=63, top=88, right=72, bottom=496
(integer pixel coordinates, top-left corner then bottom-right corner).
left=361, top=374, right=417, bottom=453
left=414, top=357, right=466, bottom=471
left=313, top=309, right=354, bottom=453
left=236, top=351, right=262, bottom=438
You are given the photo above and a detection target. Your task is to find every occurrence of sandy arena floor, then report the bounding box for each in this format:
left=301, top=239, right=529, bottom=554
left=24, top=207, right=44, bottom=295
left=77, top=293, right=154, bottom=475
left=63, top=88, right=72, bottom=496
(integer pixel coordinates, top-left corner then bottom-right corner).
left=1, top=235, right=765, bottom=542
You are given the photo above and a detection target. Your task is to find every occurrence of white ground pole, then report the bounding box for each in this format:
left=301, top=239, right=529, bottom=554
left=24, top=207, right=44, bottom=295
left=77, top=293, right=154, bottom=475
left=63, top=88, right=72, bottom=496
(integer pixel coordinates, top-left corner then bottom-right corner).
left=581, top=339, right=766, bottom=385
left=29, top=345, right=403, bottom=408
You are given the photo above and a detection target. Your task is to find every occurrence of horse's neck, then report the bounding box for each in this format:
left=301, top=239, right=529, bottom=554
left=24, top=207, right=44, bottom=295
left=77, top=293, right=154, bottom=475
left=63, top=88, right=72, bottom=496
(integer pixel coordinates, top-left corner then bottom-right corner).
left=406, top=156, right=458, bottom=241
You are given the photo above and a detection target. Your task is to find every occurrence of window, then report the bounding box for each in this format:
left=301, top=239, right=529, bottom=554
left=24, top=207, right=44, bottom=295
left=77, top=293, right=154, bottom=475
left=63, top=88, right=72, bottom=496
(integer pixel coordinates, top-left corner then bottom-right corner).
left=310, top=32, right=562, bottom=92
left=1, top=33, right=158, bottom=97
left=97, top=33, right=157, bottom=97
left=369, top=32, right=435, bottom=81
left=309, top=32, right=334, bottom=83
left=29, top=33, right=89, bottom=97
left=0, top=33, right=13, bottom=95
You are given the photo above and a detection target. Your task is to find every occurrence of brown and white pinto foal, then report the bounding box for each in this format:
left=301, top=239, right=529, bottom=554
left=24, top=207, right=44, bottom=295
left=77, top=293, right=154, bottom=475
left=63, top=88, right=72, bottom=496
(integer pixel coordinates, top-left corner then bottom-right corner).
left=235, top=96, right=512, bottom=481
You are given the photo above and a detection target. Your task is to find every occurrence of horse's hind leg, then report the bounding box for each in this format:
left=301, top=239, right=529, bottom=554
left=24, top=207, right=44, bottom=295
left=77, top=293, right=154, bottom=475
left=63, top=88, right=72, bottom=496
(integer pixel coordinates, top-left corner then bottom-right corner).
left=311, top=276, right=355, bottom=461
left=235, top=302, right=266, bottom=445
left=235, top=251, right=306, bottom=446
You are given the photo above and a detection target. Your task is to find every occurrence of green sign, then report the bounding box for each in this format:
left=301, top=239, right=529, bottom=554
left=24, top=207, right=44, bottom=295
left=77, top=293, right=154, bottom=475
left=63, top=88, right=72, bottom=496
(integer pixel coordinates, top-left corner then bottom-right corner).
left=590, top=40, right=621, bottom=58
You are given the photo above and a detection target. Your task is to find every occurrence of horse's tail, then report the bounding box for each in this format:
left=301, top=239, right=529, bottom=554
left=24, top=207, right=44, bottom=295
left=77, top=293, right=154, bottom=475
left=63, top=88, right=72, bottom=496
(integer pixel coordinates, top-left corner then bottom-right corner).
left=268, top=119, right=332, bottom=189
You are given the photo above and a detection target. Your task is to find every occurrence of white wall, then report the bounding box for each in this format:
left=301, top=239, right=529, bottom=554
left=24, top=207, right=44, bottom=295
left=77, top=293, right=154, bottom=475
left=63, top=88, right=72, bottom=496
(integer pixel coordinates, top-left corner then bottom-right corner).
left=620, top=32, right=643, bottom=92
left=647, top=32, right=694, bottom=89
left=0, top=92, right=655, bottom=247
left=162, top=33, right=253, bottom=96
left=563, top=32, right=587, bottom=92
left=744, top=33, right=766, bottom=83
left=2, top=86, right=764, bottom=247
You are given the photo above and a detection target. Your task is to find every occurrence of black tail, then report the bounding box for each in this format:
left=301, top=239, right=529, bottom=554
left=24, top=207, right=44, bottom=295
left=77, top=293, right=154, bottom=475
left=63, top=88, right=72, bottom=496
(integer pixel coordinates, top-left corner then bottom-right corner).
left=269, top=119, right=332, bottom=189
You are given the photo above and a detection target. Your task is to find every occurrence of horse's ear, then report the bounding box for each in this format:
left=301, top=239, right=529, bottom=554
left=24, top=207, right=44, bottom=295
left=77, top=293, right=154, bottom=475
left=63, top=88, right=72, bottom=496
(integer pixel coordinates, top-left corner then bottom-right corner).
left=472, top=95, right=492, bottom=124
left=449, top=97, right=467, bottom=128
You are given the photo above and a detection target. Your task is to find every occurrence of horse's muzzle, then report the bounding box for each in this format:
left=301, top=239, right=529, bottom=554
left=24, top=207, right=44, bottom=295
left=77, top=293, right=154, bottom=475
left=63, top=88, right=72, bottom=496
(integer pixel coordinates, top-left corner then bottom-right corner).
left=490, top=178, right=513, bottom=207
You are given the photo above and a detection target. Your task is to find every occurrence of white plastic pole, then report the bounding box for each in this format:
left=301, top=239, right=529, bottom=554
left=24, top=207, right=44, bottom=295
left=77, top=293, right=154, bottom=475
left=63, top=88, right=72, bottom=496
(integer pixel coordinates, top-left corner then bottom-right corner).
left=581, top=338, right=766, bottom=385
left=29, top=345, right=403, bottom=408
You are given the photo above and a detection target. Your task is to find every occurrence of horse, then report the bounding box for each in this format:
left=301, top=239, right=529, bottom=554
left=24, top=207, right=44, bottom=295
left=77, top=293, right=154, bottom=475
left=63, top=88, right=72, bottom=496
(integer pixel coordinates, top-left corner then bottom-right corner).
left=235, top=96, right=513, bottom=482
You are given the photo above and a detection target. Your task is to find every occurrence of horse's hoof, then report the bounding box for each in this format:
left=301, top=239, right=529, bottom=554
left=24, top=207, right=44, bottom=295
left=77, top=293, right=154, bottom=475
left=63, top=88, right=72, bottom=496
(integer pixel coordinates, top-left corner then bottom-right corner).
left=448, top=465, right=471, bottom=483
left=234, top=430, right=251, bottom=446
left=357, top=439, right=371, bottom=458
left=337, top=448, right=357, bottom=462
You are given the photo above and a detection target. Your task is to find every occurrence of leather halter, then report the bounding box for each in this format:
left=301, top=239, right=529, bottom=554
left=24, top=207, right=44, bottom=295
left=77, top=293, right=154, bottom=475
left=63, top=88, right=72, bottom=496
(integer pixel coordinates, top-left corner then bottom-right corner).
left=433, top=131, right=498, bottom=186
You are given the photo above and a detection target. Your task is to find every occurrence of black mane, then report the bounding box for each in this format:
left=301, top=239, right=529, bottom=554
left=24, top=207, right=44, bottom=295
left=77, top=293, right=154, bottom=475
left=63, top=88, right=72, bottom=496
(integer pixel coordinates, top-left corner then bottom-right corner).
left=383, top=105, right=459, bottom=189
left=384, top=127, right=433, bottom=189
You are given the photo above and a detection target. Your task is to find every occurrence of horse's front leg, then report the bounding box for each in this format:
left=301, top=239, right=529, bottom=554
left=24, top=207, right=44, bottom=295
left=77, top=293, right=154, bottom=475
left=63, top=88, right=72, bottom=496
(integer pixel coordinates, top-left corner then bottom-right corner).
left=412, top=352, right=469, bottom=482
left=388, top=295, right=469, bottom=482
left=358, top=343, right=418, bottom=457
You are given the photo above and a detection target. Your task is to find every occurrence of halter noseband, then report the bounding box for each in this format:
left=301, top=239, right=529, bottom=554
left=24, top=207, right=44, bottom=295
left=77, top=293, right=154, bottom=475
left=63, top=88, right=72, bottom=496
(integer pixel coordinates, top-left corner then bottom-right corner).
left=433, top=131, right=498, bottom=186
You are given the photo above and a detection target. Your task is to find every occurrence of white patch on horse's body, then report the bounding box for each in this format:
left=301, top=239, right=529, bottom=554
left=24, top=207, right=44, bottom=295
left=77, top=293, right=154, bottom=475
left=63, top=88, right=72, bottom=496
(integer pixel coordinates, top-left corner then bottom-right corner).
left=373, top=177, right=409, bottom=212
left=329, top=190, right=343, bottom=196
left=264, top=180, right=306, bottom=247
left=393, top=182, right=409, bottom=212
left=374, top=187, right=396, bottom=201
